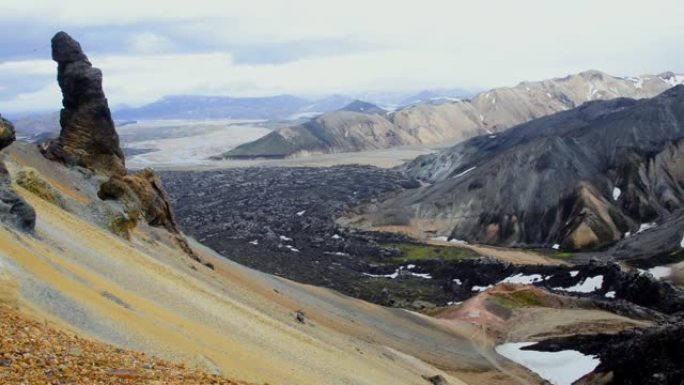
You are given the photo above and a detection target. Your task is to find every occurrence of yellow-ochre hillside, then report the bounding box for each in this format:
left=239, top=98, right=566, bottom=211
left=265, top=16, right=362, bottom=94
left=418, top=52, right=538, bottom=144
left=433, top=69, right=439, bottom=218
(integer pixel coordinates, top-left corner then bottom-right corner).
left=0, top=140, right=543, bottom=385
left=0, top=31, right=535, bottom=385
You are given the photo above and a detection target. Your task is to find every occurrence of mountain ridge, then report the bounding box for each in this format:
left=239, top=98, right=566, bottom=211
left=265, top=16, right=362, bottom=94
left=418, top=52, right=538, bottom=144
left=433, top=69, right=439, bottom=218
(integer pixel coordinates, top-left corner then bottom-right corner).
left=351, top=85, right=684, bottom=251
left=221, top=70, right=684, bottom=160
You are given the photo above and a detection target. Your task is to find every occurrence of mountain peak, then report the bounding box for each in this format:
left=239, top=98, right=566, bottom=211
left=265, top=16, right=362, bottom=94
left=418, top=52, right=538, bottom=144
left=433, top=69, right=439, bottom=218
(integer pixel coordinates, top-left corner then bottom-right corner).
left=339, top=100, right=385, bottom=114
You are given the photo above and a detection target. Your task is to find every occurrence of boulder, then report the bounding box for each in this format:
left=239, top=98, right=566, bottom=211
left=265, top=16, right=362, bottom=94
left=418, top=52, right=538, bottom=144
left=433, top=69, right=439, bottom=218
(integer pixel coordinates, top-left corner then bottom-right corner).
left=0, top=116, right=36, bottom=231
left=41, top=31, right=125, bottom=177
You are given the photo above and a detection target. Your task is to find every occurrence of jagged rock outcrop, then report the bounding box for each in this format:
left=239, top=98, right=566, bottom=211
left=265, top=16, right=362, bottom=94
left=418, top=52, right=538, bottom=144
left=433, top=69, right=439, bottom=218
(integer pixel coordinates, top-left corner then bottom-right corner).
left=41, top=31, right=125, bottom=177
left=34, top=32, right=200, bottom=262
left=220, top=70, right=684, bottom=159
left=0, top=116, right=36, bottom=230
left=360, top=87, right=684, bottom=250
left=99, top=169, right=180, bottom=234
left=98, top=169, right=204, bottom=264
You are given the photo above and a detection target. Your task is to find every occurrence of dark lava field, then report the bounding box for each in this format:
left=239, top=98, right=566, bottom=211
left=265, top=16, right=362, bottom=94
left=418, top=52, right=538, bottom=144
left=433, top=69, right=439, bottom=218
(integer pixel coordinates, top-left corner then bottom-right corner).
left=160, top=165, right=462, bottom=308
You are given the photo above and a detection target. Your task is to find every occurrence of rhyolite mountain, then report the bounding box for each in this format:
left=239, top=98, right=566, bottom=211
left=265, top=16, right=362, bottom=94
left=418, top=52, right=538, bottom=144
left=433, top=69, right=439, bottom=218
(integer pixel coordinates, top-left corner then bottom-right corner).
left=354, top=86, right=684, bottom=251
left=222, top=70, right=684, bottom=159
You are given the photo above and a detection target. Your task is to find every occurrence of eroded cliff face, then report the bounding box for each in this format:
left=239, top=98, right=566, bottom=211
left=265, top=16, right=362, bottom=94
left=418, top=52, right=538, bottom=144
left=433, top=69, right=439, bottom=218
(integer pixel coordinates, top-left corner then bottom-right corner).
left=0, top=116, right=35, bottom=231
left=41, top=32, right=126, bottom=177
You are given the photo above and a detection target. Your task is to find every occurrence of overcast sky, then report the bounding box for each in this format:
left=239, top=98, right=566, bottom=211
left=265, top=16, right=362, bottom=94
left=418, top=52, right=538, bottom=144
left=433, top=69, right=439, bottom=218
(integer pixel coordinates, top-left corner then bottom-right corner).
left=1, top=0, right=683, bottom=113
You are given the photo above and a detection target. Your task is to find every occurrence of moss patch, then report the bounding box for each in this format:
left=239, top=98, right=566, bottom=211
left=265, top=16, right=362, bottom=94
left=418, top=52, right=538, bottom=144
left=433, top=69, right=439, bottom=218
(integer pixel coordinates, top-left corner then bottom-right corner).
left=384, top=243, right=479, bottom=263
left=492, top=289, right=545, bottom=309
left=15, top=167, right=65, bottom=208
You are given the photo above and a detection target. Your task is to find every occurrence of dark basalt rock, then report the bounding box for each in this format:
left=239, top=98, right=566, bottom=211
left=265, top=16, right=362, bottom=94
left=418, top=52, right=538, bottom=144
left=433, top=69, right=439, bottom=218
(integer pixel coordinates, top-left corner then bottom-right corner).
left=529, top=323, right=684, bottom=385
left=0, top=116, right=36, bottom=231
left=41, top=31, right=125, bottom=177
left=380, top=89, right=684, bottom=251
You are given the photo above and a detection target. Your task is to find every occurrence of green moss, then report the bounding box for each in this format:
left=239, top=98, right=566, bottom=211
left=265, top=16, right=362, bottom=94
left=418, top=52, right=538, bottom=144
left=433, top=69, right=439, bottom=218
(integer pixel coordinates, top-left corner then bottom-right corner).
left=384, top=243, right=479, bottom=263
left=493, top=290, right=545, bottom=309
left=549, top=251, right=574, bottom=260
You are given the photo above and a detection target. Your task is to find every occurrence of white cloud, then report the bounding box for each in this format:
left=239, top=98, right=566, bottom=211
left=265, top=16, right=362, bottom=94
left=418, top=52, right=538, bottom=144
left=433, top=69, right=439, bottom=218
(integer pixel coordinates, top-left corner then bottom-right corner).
left=0, top=83, right=61, bottom=113
left=1, top=0, right=683, bottom=113
left=127, top=33, right=177, bottom=54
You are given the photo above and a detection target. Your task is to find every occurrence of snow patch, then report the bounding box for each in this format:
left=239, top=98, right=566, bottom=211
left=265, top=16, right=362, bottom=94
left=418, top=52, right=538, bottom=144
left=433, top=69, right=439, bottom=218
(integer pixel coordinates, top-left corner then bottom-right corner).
left=454, top=167, right=476, bottom=178
left=331, top=234, right=343, bottom=240
left=569, top=270, right=579, bottom=277
left=285, top=245, right=300, bottom=253
left=500, top=273, right=544, bottom=285
left=643, top=266, right=672, bottom=280
left=279, top=235, right=293, bottom=242
left=612, top=187, right=621, bottom=200
left=553, top=275, right=604, bottom=293
left=472, top=285, right=493, bottom=292
left=551, top=244, right=560, bottom=250
left=363, top=266, right=432, bottom=280
left=249, top=240, right=259, bottom=246
left=637, top=222, right=656, bottom=233
left=495, top=342, right=600, bottom=385
left=452, top=278, right=462, bottom=285
left=604, top=291, right=616, bottom=298
left=296, top=210, right=306, bottom=216
left=680, top=233, right=684, bottom=249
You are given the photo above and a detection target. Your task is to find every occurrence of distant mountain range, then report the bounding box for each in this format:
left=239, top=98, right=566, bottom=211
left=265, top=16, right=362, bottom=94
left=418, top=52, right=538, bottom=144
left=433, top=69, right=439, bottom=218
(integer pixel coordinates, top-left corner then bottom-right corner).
left=222, top=70, right=684, bottom=159
left=354, top=85, right=684, bottom=253
left=9, top=88, right=476, bottom=139
left=112, top=94, right=348, bottom=120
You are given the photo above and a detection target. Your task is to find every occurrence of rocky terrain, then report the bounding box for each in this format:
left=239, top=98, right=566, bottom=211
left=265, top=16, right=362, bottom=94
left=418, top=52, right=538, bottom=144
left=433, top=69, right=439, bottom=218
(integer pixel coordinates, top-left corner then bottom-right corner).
left=0, top=115, right=35, bottom=231
left=529, top=322, right=684, bottom=385
left=0, top=31, right=556, bottom=385
left=221, top=70, right=684, bottom=159
left=0, top=303, right=245, bottom=385
left=353, top=86, right=684, bottom=255
left=160, top=166, right=468, bottom=307
left=4, top=30, right=684, bottom=385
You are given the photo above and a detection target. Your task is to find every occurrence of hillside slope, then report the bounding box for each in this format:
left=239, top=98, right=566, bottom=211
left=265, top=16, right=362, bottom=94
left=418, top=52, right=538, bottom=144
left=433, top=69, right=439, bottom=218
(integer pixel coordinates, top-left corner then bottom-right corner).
left=0, top=141, right=538, bottom=385
left=0, top=31, right=543, bottom=385
left=221, top=70, right=684, bottom=159
left=352, top=86, right=684, bottom=251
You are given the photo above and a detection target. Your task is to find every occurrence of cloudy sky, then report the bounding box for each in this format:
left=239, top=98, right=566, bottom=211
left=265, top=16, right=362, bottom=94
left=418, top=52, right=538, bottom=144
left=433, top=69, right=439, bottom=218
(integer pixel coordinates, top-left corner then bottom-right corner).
left=1, top=0, right=683, bottom=113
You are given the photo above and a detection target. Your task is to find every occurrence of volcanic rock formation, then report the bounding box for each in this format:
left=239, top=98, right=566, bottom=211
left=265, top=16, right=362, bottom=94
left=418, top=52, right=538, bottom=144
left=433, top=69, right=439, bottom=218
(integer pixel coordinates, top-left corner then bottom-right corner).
left=37, top=32, right=200, bottom=261
left=0, top=115, right=36, bottom=230
left=41, top=31, right=125, bottom=177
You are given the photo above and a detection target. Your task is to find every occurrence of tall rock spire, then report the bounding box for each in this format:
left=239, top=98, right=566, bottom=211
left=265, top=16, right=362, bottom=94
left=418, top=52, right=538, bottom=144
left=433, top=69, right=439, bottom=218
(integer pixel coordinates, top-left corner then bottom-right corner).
left=41, top=31, right=125, bottom=177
